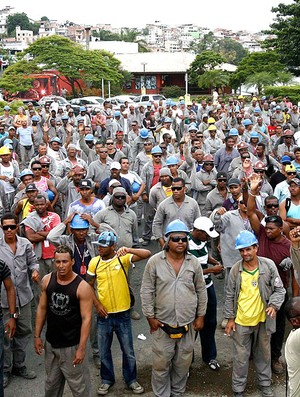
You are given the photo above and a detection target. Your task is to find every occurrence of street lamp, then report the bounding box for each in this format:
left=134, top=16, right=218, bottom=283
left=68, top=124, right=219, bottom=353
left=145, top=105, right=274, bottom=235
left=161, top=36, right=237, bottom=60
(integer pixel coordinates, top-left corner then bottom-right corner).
left=141, top=62, right=147, bottom=95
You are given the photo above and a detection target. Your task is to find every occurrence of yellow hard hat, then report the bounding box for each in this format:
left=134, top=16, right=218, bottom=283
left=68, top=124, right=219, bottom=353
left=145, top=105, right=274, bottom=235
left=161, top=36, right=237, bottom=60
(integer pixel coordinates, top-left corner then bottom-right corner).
left=208, top=117, right=215, bottom=124
left=0, top=146, right=11, bottom=155
left=208, top=125, right=217, bottom=131
left=252, top=97, right=258, bottom=101
left=238, top=95, right=244, bottom=100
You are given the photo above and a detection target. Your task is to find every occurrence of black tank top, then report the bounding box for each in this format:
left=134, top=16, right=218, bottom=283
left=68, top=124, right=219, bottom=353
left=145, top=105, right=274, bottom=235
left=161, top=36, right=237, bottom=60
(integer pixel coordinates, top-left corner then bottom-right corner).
left=46, top=272, right=82, bottom=348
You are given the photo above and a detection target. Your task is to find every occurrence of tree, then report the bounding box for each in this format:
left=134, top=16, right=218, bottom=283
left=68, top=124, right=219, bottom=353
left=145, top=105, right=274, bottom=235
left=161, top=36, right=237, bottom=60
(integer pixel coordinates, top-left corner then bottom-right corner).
left=197, top=70, right=229, bottom=94
left=6, top=13, right=40, bottom=36
left=188, top=50, right=225, bottom=85
left=190, top=34, right=248, bottom=65
left=264, top=0, right=300, bottom=74
left=14, top=36, right=124, bottom=97
left=0, top=60, right=41, bottom=95
left=230, top=51, right=288, bottom=90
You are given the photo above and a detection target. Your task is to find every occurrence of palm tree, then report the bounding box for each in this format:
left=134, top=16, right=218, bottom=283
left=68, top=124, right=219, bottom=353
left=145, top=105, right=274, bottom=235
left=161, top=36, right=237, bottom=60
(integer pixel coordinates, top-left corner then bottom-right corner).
left=198, top=70, right=229, bottom=94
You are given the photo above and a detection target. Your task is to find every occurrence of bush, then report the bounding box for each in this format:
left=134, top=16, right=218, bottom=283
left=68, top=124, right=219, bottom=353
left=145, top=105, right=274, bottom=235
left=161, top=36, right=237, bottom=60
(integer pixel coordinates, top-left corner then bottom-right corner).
left=161, top=85, right=184, bottom=98
left=264, top=86, right=300, bottom=104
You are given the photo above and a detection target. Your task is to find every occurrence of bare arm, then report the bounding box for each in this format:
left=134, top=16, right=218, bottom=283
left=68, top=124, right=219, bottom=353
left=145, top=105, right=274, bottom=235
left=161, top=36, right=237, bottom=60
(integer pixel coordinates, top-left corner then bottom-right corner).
left=73, top=281, right=93, bottom=365
left=116, top=247, right=151, bottom=263
left=247, top=173, right=263, bottom=236
left=34, top=274, right=50, bottom=355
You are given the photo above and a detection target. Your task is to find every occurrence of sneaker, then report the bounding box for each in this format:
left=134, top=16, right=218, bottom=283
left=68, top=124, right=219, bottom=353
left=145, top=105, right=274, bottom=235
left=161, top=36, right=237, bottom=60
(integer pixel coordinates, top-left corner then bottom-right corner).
left=97, top=383, right=111, bottom=395
left=93, top=354, right=100, bottom=369
left=258, top=385, right=274, bottom=397
left=208, top=359, right=220, bottom=370
left=221, top=319, right=228, bottom=329
left=271, top=359, right=284, bottom=374
left=129, top=381, right=144, bottom=394
left=3, top=372, right=10, bottom=388
left=130, top=309, right=140, bottom=320
left=12, top=366, right=36, bottom=379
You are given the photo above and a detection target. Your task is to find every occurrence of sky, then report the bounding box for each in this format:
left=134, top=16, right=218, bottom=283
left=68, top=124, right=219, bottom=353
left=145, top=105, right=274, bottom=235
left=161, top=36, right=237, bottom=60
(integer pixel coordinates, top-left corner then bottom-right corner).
left=5, top=0, right=293, bottom=32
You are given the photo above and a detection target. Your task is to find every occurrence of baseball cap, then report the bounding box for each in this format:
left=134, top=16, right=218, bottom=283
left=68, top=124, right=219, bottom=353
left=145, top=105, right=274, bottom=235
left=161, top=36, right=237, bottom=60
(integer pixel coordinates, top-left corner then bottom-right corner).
left=109, top=179, right=121, bottom=188
left=92, top=231, right=118, bottom=247
left=193, top=217, right=219, bottom=238
left=288, top=177, right=300, bottom=186
left=228, top=178, right=241, bottom=187
left=25, top=183, right=38, bottom=192
left=110, top=161, right=121, bottom=170
left=78, top=179, right=93, bottom=189
left=217, top=172, right=228, bottom=180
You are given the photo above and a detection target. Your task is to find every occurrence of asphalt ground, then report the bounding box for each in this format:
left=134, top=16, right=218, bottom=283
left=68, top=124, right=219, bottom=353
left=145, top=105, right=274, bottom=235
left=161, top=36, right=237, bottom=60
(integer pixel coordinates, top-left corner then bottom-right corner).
left=4, top=236, right=288, bottom=397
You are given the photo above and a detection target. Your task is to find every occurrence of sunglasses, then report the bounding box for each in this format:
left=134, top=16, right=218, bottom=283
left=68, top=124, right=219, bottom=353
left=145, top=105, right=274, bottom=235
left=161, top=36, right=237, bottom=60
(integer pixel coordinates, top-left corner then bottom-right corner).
left=204, top=163, right=214, bottom=166
left=254, top=170, right=265, bottom=174
left=2, top=224, right=17, bottom=231
left=284, top=136, right=293, bottom=139
left=100, top=151, right=108, bottom=154
left=41, top=164, right=50, bottom=168
left=266, top=203, right=279, bottom=209
left=218, top=179, right=227, bottom=182
left=170, top=236, right=188, bottom=243
left=287, top=172, right=296, bottom=175
left=197, top=136, right=204, bottom=138
left=32, top=168, right=42, bottom=171
left=171, top=186, right=183, bottom=191
left=153, top=154, right=162, bottom=158
left=106, top=142, right=114, bottom=145
left=144, top=143, right=152, bottom=145
left=114, top=195, right=126, bottom=200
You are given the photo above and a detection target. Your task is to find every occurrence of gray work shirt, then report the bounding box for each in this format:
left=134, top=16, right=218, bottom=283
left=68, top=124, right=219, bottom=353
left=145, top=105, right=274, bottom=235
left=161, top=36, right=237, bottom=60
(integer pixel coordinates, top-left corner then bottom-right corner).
left=141, top=250, right=207, bottom=326
left=0, top=236, right=39, bottom=308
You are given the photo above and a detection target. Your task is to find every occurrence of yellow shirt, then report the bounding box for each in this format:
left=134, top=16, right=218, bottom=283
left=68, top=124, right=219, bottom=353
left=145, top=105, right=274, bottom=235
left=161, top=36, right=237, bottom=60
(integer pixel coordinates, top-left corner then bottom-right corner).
left=87, top=253, right=132, bottom=313
left=162, top=185, right=173, bottom=197
left=235, top=268, right=266, bottom=326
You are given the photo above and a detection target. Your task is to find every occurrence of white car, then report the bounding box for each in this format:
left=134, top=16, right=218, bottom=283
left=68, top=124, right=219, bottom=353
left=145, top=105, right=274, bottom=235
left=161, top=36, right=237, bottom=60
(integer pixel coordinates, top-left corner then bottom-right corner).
left=133, top=94, right=166, bottom=108
left=69, top=96, right=105, bottom=115
left=38, top=95, right=70, bottom=108
left=106, top=95, right=136, bottom=110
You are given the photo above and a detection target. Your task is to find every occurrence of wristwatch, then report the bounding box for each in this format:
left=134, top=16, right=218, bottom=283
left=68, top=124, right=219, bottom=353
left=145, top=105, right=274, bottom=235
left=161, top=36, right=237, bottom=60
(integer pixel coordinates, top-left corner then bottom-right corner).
left=9, top=313, right=19, bottom=319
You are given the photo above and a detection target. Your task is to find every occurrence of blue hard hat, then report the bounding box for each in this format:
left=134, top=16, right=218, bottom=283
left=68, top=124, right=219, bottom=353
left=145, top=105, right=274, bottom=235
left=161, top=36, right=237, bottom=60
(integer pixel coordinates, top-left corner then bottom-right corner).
left=20, top=169, right=34, bottom=179
left=80, top=106, right=86, bottom=112
left=151, top=145, right=162, bottom=155
left=166, top=156, right=179, bottom=166
left=132, top=181, right=141, bottom=193
left=85, top=134, right=94, bottom=141
left=46, top=189, right=55, bottom=202
left=250, top=131, right=259, bottom=138
left=235, top=230, right=258, bottom=250
left=164, top=117, right=172, bottom=123
left=254, top=107, right=261, bottom=113
left=242, top=119, right=253, bottom=126
left=281, top=155, right=291, bottom=164
left=139, top=128, right=149, bottom=138
left=3, top=105, right=10, bottom=111
left=50, top=137, right=61, bottom=144
left=62, top=115, right=69, bottom=120
left=229, top=128, right=238, bottom=136
left=114, top=110, right=121, bottom=117
left=165, top=219, right=189, bottom=237
left=146, top=102, right=152, bottom=107
left=92, top=231, right=118, bottom=247
left=70, top=214, right=90, bottom=229
left=188, top=123, right=198, bottom=132
left=31, top=115, right=40, bottom=122
left=166, top=99, right=172, bottom=105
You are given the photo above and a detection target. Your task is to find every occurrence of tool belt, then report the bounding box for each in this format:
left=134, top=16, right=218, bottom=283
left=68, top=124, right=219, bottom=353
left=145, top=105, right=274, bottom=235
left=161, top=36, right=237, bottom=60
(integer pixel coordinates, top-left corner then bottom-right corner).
left=161, top=323, right=189, bottom=339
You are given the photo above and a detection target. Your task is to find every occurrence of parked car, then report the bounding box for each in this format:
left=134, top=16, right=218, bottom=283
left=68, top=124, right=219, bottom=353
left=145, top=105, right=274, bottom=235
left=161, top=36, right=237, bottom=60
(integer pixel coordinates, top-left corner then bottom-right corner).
left=106, top=95, right=136, bottom=110
left=133, top=94, right=166, bottom=108
left=38, top=95, right=70, bottom=109
left=69, top=96, right=105, bottom=115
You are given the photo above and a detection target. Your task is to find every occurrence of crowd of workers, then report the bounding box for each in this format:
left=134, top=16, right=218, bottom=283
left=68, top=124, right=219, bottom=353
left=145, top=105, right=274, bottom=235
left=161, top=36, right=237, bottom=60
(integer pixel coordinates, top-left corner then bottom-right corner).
left=0, top=93, right=299, bottom=397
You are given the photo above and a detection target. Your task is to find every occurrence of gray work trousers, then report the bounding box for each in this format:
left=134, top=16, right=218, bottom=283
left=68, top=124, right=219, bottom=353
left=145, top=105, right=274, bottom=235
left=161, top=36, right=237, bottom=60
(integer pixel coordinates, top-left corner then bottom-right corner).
left=232, top=322, right=272, bottom=393
left=142, top=202, right=155, bottom=241
left=3, top=301, right=32, bottom=372
left=151, top=324, right=195, bottom=397
left=20, top=145, right=34, bottom=170
left=44, top=342, right=91, bottom=397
